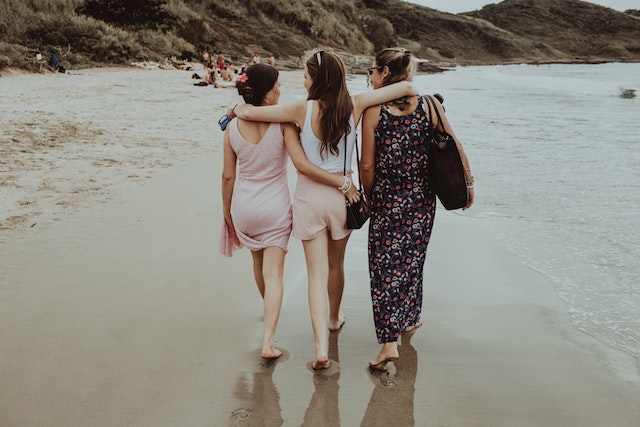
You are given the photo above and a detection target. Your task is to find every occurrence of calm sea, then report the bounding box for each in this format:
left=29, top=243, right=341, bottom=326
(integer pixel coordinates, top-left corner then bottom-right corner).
left=349, top=63, right=640, bottom=361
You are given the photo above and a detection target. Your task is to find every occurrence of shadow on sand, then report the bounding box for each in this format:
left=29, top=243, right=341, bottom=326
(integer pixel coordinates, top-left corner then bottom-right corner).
left=361, top=333, right=418, bottom=426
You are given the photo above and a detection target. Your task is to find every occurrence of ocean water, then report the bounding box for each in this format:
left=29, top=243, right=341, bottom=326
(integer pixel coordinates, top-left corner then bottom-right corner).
left=349, top=63, right=640, bottom=361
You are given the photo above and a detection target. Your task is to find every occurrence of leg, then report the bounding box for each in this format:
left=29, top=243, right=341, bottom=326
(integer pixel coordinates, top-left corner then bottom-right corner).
left=327, top=235, right=349, bottom=331
left=302, top=233, right=331, bottom=369
left=251, top=250, right=265, bottom=299
left=260, top=246, right=286, bottom=359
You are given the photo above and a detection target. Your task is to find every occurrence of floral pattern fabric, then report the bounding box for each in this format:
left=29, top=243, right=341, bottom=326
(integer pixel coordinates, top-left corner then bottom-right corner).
left=368, top=100, right=436, bottom=343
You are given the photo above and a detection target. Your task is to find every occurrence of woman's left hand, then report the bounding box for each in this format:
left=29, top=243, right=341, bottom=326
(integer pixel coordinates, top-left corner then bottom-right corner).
left=463, top=187, right=474, bottom=210
left=344, top=185, right=361, bottom=205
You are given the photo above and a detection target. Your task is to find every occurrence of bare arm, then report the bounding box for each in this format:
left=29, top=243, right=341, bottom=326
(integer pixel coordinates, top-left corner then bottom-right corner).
left=282, top=124, right=360, bottom=204
left=429, top=97, right=475, bottom=210
left=221, top=126, right=237, bottom=227
left=352, top=81, right=418, bottom=125
left=233, top=100, right=307, bottom=127
left=360, top=106, right=380, bottom=199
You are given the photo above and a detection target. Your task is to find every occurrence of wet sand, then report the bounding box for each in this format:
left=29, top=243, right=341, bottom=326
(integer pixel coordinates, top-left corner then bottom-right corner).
left=1, top=68, right=640, bottom=426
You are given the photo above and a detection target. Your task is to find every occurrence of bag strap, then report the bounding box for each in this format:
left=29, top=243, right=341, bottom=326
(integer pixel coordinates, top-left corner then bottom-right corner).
left=424, top=95, right=445, bottom=132
left=344, top=133, right=364, bottom=191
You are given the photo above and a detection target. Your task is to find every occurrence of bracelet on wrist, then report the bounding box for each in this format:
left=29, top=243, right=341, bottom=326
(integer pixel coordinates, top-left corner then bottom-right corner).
left=339, top=176, right=352, bottom=194
left=344, top=179, right=352, bottom=194
left=338, top=176, right=348, bottom=192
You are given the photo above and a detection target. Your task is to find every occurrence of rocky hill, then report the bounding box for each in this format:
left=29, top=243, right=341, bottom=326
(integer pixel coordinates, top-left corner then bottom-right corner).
left=1, top=0, right=639, bottom=72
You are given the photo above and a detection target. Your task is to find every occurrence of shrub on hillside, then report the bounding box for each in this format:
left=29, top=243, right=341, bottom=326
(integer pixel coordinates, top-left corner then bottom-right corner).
left=77, top=0, right=174, bottom=29
left=24, top=14, right=145, bottom=63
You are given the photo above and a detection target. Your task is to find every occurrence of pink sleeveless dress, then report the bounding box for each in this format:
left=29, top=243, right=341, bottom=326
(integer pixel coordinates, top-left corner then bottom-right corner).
left=228, top=119, right=292, bottom=252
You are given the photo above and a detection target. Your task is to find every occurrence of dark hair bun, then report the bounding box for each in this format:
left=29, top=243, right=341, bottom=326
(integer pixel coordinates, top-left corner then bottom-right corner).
left=235, top=63, right=279, bottom=106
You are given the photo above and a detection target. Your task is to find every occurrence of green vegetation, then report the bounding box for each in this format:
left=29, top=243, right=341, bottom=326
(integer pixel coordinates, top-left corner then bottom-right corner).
left=1, top=0, right=639, bottom=72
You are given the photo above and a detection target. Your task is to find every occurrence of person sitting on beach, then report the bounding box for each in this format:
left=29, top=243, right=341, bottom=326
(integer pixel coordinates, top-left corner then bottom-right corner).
left=206, top=67, right=219, bottom=88
left=221, top=63, right=360, bottom=360
left=268, top=54, right=276, bottom=67
left=229, top=50, right=420, bottom=370
left=360, top=48, right=474, bottom=371
left=49, top=53, right=65, bottom=73
left=226, top=61, right=237, bottom=75
left=219, top=66, right=233, bottom=82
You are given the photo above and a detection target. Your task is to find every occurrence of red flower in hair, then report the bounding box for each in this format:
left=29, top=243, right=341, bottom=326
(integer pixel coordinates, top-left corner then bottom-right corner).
left=236, top=73, right=248, bottom=83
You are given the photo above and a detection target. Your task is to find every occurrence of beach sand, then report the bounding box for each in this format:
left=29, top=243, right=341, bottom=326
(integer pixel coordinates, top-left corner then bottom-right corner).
left=1, top=68, right=639, bottom=426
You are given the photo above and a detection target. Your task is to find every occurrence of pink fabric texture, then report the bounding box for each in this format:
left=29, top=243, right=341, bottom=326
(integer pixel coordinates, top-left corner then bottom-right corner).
left=220, top=119, right=292, bottom=255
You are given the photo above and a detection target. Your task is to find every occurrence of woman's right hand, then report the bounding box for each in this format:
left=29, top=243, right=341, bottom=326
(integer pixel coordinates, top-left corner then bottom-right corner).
left=224, top=213, right=234, bottom=229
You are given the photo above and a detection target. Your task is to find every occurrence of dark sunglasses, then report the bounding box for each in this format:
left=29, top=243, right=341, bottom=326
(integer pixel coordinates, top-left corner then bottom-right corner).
left=367, top=67, right=379, bottom=76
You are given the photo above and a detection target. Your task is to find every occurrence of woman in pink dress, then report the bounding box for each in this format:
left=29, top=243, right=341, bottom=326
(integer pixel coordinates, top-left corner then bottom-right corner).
left=221, top=64, right=360, bottom=359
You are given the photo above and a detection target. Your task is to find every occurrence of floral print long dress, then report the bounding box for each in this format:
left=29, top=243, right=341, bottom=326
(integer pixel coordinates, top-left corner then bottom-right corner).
left=368, top=100, right=436, bottom=344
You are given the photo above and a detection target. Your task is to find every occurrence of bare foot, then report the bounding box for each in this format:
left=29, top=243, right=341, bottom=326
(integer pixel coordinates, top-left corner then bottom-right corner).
left=329, top=312, right=346, bottom=332
left=404, top=320, right=423, bottom=333
left=312, top=359, right=331, bottom=370
left=261, top=346, right=283, bottom=359
left=369, top=344, right=399, bottom=371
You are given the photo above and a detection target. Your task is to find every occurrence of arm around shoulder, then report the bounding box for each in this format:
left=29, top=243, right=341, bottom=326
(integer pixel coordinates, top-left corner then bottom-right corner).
left=234, top=100, right=306, bottom=125
left=353, top=81, right=419, bottom=121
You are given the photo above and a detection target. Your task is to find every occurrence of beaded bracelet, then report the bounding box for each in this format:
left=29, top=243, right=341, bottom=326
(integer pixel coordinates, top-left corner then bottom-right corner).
left=466, top=175, right=474, bottom=189
left=339, top=176, right=352, bottom=194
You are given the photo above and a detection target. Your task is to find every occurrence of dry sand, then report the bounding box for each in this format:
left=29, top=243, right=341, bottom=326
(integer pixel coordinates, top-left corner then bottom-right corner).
left=1, top=67, right=640, bottom=426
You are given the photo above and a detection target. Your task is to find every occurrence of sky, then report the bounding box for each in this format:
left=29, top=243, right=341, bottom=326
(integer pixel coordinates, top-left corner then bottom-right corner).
left=405, top=0, right=638, bottom=14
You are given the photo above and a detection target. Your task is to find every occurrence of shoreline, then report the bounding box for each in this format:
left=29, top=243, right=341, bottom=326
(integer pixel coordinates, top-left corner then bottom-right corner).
left=4, top=55, right=640, bottom=77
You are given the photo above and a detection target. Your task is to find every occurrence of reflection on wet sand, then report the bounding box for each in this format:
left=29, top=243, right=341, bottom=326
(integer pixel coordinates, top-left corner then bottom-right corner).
left=232, top=353, right=288, bottom=427
left=302, top=330, right=342, bottom=426
left=361, top=333, right=418, bottom=426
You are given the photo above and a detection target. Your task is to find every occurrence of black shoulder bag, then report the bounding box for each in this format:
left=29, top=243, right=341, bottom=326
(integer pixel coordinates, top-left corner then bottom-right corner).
left=424, top=95, right=469, bottom=210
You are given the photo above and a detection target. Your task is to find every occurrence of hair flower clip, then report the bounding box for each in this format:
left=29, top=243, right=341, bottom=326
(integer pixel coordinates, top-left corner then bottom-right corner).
left=236, top=72, right=248, bottom=83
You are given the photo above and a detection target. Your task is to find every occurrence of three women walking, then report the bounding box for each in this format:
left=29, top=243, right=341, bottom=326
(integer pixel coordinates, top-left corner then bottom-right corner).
left=222, top=48, right=473, bottom=371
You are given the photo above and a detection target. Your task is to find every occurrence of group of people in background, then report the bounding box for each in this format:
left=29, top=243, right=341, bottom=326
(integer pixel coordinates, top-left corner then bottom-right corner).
left=200, top=49, right=276, bottom=88
left=220, top=49, right=474, bottom=371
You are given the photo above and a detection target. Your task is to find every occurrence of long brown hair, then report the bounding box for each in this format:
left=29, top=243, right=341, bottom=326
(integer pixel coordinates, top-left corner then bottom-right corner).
left=305, top=51, right=353, bottom=157
left=375, top=48, right=415, bottom=111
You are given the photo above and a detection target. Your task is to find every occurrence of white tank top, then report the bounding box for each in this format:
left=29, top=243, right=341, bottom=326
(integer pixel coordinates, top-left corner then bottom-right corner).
left=299, top=100, right=356, bottom=173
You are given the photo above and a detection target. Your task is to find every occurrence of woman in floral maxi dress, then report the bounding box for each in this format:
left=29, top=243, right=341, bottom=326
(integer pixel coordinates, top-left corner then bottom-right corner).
left=361, top=48, right=474, bottom=370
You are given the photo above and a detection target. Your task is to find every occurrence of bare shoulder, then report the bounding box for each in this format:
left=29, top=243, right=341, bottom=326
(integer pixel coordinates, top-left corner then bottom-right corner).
left=362, top=104, right=381, bottom=125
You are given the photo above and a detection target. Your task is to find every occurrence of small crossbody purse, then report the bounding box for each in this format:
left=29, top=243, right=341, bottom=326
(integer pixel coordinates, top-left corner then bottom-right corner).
left=344, top=135, right=370, bottom=229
